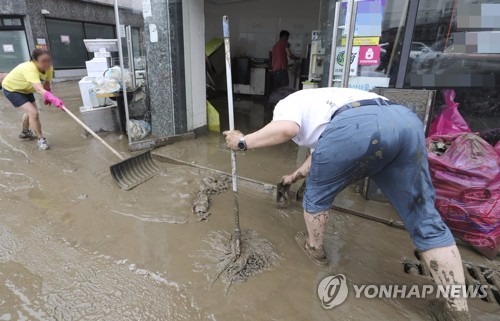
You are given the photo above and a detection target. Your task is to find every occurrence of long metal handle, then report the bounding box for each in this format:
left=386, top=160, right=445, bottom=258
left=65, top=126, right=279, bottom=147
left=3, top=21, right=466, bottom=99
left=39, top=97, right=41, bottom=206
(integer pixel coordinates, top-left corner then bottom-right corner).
left=126, top=25, right=136, bottom=87
left=327, top=1, right=342, bottom=87
left=341, top=0, right=358, bottom=87
left=223, top=16, right=241, bottom=257
left=114, top=0, right=132, bottom=146
left=62, top=106, right=125, bottom=160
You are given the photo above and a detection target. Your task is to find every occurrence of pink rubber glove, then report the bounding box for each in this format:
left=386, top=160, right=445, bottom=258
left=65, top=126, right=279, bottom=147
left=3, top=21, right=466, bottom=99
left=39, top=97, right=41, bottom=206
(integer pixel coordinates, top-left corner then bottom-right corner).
left=43, top=91, right=65, bottom=110
left=43, top=89, right=51, bottom=106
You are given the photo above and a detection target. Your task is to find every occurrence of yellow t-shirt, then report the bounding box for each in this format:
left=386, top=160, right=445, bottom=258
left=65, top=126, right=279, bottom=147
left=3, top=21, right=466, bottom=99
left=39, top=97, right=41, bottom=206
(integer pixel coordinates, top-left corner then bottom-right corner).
left=2, top=61, right=53, bottom=94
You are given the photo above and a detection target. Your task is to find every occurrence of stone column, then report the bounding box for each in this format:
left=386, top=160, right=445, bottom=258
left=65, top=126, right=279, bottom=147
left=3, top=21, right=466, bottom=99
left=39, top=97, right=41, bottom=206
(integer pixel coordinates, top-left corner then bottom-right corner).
left=144, top=0, right=188, bottom=137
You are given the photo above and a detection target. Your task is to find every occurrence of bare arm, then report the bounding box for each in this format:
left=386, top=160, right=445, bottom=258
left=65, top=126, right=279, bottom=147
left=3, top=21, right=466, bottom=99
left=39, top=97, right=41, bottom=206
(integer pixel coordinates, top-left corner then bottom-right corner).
left=294, top=154, right=312, bottom=180
left=32, top=83, right=48, bottom=95
left=286, top=47, right=298, bottom=60
left=245, top=120, right=299, bottom=149
left=224, top=120, right=299, bottom=150
left=282, top=154, right=312, bottom=184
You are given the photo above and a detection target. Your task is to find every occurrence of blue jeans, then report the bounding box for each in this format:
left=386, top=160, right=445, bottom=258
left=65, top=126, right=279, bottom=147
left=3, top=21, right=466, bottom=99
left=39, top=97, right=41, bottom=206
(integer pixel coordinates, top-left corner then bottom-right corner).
left=303, top=104, right=455, bottom=251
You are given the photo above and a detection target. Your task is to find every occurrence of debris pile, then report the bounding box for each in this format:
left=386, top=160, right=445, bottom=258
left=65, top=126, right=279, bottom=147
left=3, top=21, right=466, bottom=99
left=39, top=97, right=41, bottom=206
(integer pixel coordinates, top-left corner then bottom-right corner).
left=427, top=138, right=451, bottom=156
left=192, top=175, right=231, bottom=220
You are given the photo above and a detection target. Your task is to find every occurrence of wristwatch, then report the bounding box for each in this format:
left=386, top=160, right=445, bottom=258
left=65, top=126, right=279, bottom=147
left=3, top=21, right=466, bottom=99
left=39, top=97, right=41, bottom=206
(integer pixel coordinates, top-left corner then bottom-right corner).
left=237, top=136, right=247, bottom=151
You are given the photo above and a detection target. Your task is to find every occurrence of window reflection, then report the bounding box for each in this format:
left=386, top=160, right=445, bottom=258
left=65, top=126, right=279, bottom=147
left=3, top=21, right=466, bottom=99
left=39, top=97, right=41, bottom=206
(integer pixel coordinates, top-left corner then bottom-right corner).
left=406, top=0, right=500, bottom=132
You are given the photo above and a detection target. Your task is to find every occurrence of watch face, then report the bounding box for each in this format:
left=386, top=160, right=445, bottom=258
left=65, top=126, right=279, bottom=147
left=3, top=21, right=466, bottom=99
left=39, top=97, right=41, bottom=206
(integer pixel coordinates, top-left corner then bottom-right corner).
left=238, top=142, right=245, bottom=149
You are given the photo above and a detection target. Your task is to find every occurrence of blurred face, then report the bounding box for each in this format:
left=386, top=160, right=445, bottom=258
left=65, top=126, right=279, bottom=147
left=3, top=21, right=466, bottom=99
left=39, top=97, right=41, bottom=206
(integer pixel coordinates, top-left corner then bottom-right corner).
left=34, top=54, right=52, bottom=71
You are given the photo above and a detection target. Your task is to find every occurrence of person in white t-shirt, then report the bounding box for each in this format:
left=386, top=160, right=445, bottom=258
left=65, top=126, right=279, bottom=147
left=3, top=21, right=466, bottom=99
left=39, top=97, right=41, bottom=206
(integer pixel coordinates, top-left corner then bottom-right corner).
left=224, top=87, right=471, bottom=321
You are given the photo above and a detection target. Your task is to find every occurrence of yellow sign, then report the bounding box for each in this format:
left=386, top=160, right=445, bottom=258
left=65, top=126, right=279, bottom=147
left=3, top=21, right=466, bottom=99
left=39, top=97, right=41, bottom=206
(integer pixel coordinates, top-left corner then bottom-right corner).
left=341, top=37, right=380, bottom=46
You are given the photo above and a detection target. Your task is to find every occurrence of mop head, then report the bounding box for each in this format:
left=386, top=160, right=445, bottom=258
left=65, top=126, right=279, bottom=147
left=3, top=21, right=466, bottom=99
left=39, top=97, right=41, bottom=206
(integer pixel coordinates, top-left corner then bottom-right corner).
left=195, top=230, right=281, bottom=289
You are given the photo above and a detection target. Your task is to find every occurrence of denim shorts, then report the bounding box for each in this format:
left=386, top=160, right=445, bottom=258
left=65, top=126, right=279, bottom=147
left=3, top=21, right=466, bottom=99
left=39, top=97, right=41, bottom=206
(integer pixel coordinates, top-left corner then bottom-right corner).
left=2, top=88, right=35, bottom=107
left=303, top=104, right=455, bottom=251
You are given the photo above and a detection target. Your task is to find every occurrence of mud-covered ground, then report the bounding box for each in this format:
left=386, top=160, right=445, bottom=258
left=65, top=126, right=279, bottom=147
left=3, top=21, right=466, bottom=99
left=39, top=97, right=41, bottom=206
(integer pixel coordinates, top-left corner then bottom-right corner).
left=0, top=81, right=498, bottom=320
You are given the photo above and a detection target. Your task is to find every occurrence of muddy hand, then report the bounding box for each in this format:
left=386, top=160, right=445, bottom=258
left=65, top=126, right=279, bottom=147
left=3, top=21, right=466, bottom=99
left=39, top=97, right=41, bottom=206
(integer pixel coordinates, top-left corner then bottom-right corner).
left=223, top=130, right=243, bottom=150
left=276, top=182, right=291, bottom=208
left=281, top=173, right=297, bottom=185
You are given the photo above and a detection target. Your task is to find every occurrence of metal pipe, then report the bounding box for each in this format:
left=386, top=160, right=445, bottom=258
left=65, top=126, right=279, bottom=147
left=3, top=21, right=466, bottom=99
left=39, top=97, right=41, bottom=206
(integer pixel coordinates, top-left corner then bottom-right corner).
left=396, top=0, right=420, bottom=88
left=114, top=0, right=132, bottom=145
left=126, top=25, right=136, bottom=87
left=327, top=1, right=342, bottom=87
left=341, top=0, right=357, bottom=88
left=223, top=16, right=241, bottom=257
left=387, top=0, right=410, bottom=78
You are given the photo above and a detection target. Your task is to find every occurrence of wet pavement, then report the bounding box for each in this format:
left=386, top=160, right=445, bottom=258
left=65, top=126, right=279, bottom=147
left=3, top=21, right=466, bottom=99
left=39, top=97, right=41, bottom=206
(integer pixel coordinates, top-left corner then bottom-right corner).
left=0, top=81, right=498, bottom=320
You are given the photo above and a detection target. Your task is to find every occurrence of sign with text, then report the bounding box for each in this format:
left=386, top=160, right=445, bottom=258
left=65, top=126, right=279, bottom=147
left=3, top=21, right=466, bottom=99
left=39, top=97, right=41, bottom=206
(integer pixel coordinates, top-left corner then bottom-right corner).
left=342, top=0, right=384, bottom=37
left=334, top=46, right=360, bottom=76
left=2, top=44, right=14, bottom=53
left=348, top=76, right=390, bottom=91
left=60, top=35, right=70, bottom=44
left=358, top=46, right=381, bottom=65
left=341, top=37, right=380, bottom=46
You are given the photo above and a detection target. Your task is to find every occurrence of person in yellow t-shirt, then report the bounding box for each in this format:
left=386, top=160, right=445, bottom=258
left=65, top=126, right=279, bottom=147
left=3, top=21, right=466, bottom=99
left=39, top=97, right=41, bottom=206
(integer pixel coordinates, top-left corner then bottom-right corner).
left=2, top=49, right=65, bottom=150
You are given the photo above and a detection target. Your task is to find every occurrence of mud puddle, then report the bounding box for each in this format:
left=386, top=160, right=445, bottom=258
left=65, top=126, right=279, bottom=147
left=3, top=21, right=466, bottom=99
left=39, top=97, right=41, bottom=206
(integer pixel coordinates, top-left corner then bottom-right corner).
left=1, top=84, right=498, bottom=320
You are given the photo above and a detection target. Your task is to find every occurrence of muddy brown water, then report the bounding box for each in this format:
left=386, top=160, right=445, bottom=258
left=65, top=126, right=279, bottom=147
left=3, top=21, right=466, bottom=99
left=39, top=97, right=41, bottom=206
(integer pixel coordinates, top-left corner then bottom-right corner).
left=0, top=82, right=498, bottom=320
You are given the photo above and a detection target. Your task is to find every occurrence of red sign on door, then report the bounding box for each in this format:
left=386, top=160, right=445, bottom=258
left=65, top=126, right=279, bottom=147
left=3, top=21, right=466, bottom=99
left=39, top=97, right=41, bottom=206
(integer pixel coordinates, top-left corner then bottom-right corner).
left=358, top=46, right=381, bottom=66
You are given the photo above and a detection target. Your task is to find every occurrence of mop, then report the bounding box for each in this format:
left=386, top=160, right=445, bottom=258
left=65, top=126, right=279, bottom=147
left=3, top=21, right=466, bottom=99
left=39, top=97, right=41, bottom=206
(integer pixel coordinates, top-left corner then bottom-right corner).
left=194, top=16, right=280, bottom=289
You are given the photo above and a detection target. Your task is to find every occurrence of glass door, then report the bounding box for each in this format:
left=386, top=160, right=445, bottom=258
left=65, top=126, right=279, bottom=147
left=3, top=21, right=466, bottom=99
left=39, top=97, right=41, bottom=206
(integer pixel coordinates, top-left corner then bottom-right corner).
left=0, top=16, right=30, bottom=73
left=327, top=0, right=410, bottom=91
left=0, top=30, right=30, bottom=72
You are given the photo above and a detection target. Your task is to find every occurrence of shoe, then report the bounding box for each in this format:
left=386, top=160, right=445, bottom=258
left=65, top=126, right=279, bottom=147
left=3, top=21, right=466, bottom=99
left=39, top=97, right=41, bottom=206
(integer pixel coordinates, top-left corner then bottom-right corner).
left=295, top=231, right=329, bottom=266
left=19, top=129, right=36, bottom=140
left=37, top=137, right=49, bottom=150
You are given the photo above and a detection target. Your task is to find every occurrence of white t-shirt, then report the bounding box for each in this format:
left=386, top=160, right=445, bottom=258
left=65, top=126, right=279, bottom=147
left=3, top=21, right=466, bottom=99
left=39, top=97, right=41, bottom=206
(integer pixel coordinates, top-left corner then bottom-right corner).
left=272, top=87, right=387, bottom=149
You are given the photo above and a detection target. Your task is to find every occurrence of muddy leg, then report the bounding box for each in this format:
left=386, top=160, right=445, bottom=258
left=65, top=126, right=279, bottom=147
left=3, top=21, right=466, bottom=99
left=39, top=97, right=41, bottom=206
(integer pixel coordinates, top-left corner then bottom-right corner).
left=22, top=112, right=30, bottom=131
left=421, top=245, right=471, bottom=320
left=19, top=102, right=42, bottom=138
left=303, top=210, right=329, bottom=248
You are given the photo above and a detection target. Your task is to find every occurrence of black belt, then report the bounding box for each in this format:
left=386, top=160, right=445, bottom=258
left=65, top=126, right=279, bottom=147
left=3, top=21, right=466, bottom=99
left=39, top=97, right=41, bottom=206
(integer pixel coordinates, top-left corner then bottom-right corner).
left=331, top=98, right=395, bottom=120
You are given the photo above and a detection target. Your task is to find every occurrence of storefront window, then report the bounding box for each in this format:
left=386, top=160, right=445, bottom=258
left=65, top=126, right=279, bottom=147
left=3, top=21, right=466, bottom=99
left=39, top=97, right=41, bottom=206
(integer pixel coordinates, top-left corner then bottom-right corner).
left=46, top=20, right=118, bottom=69
left=0, top=30, right=30, bottom=72
left=84, top=23, right=116, bottom=39
left=46, top=19, right=88, bottom=69
left=324, top=0, right=410, bottom=90
left=406, top=0, right=500, bottom=132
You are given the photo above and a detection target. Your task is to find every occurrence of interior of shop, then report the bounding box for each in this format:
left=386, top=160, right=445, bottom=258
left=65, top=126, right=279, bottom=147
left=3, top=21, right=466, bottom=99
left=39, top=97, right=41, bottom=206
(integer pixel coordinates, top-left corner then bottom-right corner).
left=197, top=0, right=500, bottom=249
left=203, top=0, right=322, bottom=133
left=203, top=0, right=500, bottom=135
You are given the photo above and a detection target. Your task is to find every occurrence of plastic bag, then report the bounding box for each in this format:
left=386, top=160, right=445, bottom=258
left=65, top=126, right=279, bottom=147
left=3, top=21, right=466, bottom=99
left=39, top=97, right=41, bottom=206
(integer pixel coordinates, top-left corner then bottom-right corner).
left=128, top=119, right=151, bottom=141
left=428, top=89, right=471, bottom=136
left=427, top=133, right=500, bottom=259
left=93, top=77, right=120, bottom=94
left=104, top=66, right=132, bottom=90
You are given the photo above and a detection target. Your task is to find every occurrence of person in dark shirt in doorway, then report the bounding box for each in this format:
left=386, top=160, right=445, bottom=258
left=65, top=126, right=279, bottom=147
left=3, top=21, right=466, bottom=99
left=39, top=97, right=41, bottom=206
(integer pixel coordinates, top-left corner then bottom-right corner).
left=271, top=30, right=298, bottom=89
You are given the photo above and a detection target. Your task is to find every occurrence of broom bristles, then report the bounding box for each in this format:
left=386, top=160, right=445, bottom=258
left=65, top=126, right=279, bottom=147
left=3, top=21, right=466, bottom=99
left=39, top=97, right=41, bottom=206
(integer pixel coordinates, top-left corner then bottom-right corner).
left=195, top=230, right=281, bottom=290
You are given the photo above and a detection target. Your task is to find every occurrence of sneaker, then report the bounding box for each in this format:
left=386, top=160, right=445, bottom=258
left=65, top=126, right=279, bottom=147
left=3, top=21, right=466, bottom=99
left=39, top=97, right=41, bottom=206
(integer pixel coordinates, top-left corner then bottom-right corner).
left=19, top=129, right=36, bottom=140
left=37, top=137, right=49, bottom=150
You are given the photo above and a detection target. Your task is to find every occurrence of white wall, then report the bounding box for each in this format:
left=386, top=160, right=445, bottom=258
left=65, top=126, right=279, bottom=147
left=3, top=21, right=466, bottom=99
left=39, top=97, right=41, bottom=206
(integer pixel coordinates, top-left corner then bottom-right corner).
left=205, top=0, right=322, bottom=59
left=184, top=0, right=207, bottom=131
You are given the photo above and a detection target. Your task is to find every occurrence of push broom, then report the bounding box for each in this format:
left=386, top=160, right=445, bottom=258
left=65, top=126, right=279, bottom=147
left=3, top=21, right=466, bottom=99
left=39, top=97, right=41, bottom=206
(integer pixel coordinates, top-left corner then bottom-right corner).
left=192, top=17, right=280, bottom=289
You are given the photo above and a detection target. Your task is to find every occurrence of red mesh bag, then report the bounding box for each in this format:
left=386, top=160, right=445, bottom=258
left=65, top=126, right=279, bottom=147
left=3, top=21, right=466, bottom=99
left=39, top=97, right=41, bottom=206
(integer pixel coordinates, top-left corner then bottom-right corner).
left=428, top=133, right=500, bottom=259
